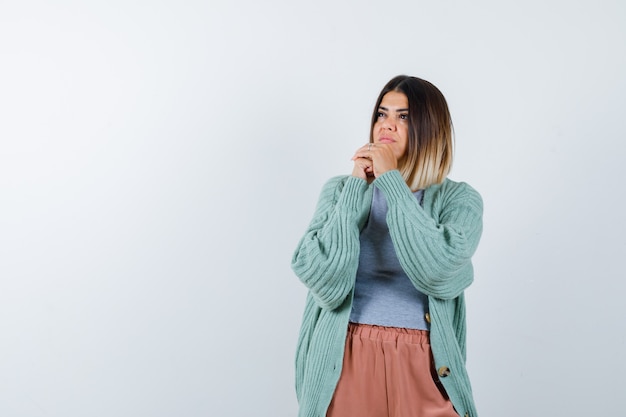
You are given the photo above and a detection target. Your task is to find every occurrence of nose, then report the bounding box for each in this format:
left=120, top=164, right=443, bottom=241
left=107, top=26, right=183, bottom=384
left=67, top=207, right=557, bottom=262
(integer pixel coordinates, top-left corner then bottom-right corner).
left=382, top=116, right=397, bottom=131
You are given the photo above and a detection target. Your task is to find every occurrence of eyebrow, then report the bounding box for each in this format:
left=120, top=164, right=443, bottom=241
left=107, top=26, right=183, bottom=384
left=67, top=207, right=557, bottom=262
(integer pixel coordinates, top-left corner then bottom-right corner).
left=379, top=106, right=409, bottom=112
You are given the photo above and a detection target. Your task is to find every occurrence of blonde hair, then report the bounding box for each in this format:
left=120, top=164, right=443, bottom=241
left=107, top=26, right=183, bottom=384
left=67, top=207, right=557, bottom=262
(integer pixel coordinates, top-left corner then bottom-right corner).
left=370, top=76, right=453, bottom=191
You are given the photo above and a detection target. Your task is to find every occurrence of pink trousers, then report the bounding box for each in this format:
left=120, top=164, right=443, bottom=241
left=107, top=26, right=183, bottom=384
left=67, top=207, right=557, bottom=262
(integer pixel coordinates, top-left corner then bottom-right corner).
left=326, top=323, right=458, bottom=417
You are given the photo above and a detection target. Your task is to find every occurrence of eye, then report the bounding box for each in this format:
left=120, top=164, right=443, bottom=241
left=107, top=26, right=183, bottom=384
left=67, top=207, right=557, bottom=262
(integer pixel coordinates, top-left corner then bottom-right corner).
left=399, top=113, right=409, bottom=120
left=377, top=112, right=385, bottom=118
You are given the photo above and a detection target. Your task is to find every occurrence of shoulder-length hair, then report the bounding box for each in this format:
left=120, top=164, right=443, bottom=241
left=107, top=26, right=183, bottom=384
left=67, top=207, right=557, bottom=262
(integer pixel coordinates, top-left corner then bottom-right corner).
left=370, top=75, right=453, bottom=191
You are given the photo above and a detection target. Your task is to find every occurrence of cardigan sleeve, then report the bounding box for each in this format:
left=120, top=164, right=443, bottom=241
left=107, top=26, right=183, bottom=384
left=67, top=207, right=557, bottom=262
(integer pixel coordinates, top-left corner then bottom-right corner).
left=373, top=170, right=483, bottom=300
left=291, top=176, right=370, bottom=310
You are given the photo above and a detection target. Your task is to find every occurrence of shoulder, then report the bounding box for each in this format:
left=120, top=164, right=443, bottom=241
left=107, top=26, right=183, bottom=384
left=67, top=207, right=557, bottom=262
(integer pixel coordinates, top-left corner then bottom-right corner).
left=426, top=178, right=483, bottom=210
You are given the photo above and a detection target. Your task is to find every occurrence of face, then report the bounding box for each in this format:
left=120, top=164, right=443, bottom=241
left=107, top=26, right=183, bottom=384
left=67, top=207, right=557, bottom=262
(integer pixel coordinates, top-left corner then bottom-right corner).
left=372, top=91, right=409, bottom=161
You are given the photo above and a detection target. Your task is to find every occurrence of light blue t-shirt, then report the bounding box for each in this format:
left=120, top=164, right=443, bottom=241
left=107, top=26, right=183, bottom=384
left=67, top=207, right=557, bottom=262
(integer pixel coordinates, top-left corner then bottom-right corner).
left=349, top=186, right=430, bottom=330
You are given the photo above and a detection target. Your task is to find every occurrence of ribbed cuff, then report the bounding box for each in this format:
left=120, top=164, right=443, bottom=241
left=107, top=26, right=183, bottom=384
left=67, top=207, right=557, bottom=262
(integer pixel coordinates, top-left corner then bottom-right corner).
left=337, top=176, right=368, bottom=209
left=373, top=170, right=414, bottom=204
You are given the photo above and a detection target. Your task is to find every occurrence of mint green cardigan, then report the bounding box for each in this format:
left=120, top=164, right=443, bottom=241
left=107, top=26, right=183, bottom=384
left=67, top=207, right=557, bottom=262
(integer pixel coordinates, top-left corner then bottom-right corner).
left=292, top=170, right=483, bottom=417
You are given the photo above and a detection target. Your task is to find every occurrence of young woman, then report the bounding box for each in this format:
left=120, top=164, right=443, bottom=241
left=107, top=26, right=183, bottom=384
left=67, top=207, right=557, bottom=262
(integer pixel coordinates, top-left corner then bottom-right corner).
left=291, top=75, right=483, bottom=417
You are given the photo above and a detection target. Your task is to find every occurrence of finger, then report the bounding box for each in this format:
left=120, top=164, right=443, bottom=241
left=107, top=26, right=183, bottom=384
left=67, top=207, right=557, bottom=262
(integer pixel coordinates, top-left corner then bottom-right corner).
left=353, top=157, right=372, bottom=166
left=354, top=156, right=373, bottom=163
left=352, top=157, right=373, bottom=177
left=352, top=149, right=375, bottom=160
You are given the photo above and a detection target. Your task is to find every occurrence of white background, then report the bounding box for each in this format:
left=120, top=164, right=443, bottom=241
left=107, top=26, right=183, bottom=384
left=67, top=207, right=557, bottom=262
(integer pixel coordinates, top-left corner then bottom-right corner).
left=1, top=1, right=625, bottom=416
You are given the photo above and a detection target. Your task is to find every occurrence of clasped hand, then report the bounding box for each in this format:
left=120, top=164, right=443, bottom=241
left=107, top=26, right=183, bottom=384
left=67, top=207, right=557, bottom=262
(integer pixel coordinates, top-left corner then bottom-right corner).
left=351, top=143, right=398, bottom=181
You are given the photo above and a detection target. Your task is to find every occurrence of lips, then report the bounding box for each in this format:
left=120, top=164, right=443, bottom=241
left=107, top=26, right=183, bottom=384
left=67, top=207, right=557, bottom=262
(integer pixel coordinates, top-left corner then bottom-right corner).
left=378, top=137, right=395, bottom=144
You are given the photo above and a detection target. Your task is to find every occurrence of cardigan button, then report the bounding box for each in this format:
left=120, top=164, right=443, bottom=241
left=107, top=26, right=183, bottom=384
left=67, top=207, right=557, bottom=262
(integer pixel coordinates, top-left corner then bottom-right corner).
left=424, top=312, right=431, bottom=323
left=438, top=366, right=451, bottom=377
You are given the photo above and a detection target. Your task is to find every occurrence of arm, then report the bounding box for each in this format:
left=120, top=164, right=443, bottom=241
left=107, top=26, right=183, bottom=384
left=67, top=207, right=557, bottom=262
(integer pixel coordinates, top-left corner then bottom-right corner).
left=374, top=170, right=483, bottom=299
left=291, top=176, right=371, bottom=310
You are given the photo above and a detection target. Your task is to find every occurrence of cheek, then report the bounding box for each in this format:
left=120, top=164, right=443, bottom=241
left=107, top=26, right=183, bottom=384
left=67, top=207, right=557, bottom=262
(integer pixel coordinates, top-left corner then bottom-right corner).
left=400, top=129, right=409, bottom=147
left=397, top=130, right=409, bottom=156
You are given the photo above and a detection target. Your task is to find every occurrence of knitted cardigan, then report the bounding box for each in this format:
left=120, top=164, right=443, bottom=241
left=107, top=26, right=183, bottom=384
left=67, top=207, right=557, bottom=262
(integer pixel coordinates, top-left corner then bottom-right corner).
left=292, top=170, right=483, bottom=417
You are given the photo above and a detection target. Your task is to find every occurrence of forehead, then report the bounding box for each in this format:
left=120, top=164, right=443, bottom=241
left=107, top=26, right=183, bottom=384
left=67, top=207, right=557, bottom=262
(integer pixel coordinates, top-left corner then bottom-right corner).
left=380, top=91, right=408, bottom=109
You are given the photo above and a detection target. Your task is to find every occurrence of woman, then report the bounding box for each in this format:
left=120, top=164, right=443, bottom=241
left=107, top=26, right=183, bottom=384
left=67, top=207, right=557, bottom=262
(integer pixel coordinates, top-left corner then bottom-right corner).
left=292, top=75, right=483, bottom=417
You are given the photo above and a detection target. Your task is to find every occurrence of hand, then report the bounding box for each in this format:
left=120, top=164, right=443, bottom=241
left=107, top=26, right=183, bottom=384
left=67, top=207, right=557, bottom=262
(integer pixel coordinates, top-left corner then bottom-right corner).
left=351, top=155, right=374, bottom=181
left=351, top=143, right=398, bottom=178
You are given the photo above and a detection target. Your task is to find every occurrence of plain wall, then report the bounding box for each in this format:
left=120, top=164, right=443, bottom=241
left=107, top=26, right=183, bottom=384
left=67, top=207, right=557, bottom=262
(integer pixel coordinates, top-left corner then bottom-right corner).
left=1, top=1, right=625, bottom=416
